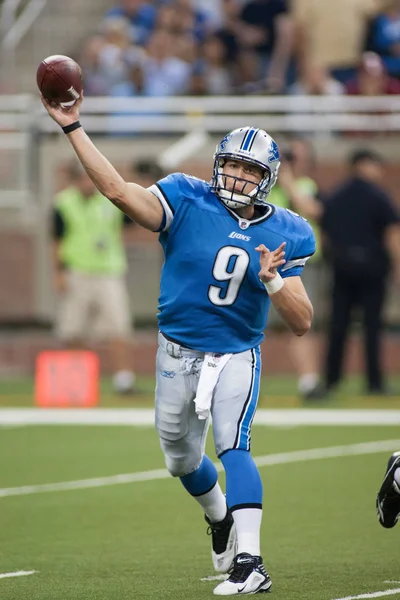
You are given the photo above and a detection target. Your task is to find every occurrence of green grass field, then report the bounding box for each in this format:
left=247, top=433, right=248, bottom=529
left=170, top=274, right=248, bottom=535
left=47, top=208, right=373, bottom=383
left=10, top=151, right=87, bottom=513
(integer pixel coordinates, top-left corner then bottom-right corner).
left=1, top=376, right=400, bottom=599
left=1, top=374, right=400, bottom=408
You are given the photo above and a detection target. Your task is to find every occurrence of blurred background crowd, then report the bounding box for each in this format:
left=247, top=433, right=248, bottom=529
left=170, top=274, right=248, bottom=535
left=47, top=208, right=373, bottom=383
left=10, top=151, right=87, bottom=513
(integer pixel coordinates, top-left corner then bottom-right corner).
left=3, top=0, right=400, bottom=97
left=78, top=0, right=400, bottom=98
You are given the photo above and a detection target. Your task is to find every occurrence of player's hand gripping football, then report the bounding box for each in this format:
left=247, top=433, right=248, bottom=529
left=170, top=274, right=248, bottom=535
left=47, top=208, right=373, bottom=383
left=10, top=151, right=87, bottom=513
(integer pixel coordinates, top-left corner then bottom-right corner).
left=40, top=92, right=83, bottom=127
left=256, top=242, right=286, bottom=283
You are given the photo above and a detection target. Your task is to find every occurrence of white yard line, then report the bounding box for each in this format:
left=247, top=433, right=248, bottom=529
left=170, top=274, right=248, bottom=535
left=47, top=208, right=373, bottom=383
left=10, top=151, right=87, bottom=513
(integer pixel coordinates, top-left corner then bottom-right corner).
left=0, top=570, right=37, bottom=580
left=252, top=440, right=400, bottom=469
left=332, top=589, right=400, bottom=600
left=1, top=439, right=399, bottom=499
left=0, top=408, right=400, bottom=426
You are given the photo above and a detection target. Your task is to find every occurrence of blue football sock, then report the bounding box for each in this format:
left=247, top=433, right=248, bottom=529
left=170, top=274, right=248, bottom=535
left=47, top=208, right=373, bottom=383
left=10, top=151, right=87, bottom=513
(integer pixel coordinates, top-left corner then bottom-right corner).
left=180, top=455, right=218, bottom=496
left=220, top=449, right=263, bottom=509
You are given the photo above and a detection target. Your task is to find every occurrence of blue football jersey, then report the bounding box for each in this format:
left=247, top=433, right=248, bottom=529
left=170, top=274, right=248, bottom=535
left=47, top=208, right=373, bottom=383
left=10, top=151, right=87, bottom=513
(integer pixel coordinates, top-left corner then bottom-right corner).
left=148, top=173, right=316, bottom=353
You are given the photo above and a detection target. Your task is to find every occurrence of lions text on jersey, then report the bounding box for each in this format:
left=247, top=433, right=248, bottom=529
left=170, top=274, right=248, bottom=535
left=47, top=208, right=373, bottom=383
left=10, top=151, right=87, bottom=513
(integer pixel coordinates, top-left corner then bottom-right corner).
left=149, top=173, right=316, bottom=353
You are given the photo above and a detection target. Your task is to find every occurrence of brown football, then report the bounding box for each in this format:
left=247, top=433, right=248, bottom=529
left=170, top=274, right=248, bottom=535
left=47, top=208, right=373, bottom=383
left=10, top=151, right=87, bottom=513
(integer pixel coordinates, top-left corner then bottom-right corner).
left=36, top=55, right=83, bottom=104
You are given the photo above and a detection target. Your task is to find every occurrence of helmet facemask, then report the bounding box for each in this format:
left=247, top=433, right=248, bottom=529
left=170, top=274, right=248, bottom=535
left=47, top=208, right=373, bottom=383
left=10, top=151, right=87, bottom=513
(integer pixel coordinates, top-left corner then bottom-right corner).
left=213, top=157, right=272, bottom=209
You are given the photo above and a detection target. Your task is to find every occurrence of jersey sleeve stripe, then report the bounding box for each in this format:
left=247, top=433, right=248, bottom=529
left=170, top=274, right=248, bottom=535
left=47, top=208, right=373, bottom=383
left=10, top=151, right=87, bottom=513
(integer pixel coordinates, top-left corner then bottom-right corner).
left=148, top=184, right=174, bottom=231
left=281, top=266, right=304, bottom=278
left=290, top=252, right=315, bottom=260
left=154, top=183, right=175, bottom=214
left=281, top=255, right=313, bottom=272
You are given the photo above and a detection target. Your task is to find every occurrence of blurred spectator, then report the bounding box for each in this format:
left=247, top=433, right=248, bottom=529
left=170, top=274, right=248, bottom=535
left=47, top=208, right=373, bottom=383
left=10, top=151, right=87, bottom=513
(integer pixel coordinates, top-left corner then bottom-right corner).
left=171, top=0, right=211, bottom=42
left=190, top=33, right=233, bottom=94
left=236, top=0, right=294, bottom=93
left=154, top=0, right=209, bottom=42
left=363, top=1, right=400, bottom=78
left=321, top=150, right=400, bottom=395
left=79, top=36, right=110, bottom=96
left=140, top=29, right=192, bottom=96
left=81, top=18, right=146, bottom=96
left=173, top=33, right=199, bottom=65
left=292, top=0, right=379, bottom=84
left=104, top=0, right=157, bottom=45
left=52, top=162, right=137, bottom=394
left=346, top=51, right=400, bottom=94
left=195, top=0, right=224, bottom=30
left=213, top=0, right=241, bottom=84
left=110, top=60, right=146, bottom=96
left=289, top=62, right=345, bottom=95
left=268, top=138, right=325, bottom=399
left=111, top=28, right=193, bottom=97
left=154, top=4, right=178, bottom=31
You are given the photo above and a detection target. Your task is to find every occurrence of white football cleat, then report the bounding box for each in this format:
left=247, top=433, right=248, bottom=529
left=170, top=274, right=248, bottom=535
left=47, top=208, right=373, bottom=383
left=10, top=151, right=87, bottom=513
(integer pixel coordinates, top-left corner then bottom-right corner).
left=213, top=553, right=272, bottom=595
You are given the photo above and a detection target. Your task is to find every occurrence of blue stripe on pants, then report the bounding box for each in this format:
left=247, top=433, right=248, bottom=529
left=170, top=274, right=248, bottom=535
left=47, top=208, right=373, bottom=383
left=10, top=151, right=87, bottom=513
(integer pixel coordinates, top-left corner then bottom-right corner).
left=235, top=346, right=261, bottom=451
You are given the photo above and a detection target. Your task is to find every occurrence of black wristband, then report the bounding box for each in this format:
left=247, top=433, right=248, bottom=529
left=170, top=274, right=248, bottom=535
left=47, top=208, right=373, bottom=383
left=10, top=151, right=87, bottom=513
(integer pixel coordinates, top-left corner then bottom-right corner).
left=62, top=121, right=81, bottom=134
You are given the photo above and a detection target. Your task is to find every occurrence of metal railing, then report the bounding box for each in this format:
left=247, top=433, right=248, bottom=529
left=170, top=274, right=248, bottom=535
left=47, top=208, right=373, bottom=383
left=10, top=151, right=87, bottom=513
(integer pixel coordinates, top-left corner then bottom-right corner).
left=1, top=0, right=47, bottom=49
left=1, top=94, right=400, bottom=134
left=1, top=93, right=400, bottom=209
left=0, top=0, right=47, bottom=88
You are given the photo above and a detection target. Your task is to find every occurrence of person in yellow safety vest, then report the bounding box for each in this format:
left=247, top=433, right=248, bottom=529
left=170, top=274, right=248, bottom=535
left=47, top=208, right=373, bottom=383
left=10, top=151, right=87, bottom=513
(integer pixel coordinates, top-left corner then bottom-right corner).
left=268, top=138, right=325, bottom=400
left=52, top=161, right=137, bottom=394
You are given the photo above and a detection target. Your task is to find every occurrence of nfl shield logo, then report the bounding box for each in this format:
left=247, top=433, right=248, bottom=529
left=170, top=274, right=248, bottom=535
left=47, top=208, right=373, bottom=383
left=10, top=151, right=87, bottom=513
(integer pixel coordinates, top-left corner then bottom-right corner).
left=239, top=220, right=249, bottom=230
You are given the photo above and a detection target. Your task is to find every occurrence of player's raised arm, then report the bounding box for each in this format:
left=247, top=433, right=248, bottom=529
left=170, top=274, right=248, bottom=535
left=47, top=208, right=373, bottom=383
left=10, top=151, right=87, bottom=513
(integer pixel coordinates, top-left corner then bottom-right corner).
left=40, top=96, right=164, bottom=232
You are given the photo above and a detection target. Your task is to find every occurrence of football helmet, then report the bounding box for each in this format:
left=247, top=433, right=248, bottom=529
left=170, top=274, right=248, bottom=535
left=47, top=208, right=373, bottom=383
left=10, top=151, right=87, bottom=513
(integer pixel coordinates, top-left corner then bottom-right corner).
left=211, top=127, right=280, bottom=209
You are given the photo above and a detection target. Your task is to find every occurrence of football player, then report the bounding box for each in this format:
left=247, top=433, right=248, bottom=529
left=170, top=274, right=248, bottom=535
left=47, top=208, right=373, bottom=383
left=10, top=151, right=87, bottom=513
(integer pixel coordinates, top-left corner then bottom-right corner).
left=42, top=94, right=315, bottom=595
left=376, top=452, right=400, bottom=529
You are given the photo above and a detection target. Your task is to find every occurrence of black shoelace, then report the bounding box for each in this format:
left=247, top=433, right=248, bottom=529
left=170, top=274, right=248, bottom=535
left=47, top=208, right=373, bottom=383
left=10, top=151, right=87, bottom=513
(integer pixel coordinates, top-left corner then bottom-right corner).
left=227, top=560, right=256, bottom=583
left=206, top=515, right=232, bottom=554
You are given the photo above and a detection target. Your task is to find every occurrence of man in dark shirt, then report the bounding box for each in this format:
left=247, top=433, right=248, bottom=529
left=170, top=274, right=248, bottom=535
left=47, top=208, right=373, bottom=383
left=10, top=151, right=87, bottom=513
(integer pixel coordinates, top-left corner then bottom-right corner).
left=237, top=0, right=293, bottom=92
left=321, top=149, right=400, bottom=394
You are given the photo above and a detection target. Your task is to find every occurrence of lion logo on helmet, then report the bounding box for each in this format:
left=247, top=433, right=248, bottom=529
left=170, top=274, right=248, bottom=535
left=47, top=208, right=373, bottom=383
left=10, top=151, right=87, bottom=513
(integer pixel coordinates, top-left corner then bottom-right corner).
left=219, top=133, right=232, bottom=152
left=268, top=140, right=280, bottom=163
